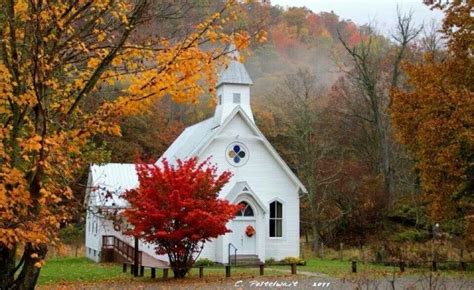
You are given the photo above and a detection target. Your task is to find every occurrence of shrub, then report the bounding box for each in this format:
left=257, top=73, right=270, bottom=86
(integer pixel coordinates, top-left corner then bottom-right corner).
left=194, top=258, right=215, bottom=267
left=281, top=256, right=306, bottom=266
left=265, top=258, right=277, bottom=265
left=393, top=230, right=430, bottom=243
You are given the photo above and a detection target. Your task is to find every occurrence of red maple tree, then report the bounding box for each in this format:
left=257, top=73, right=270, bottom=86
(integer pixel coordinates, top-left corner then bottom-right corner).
left=123, top=157, right=240, bottom=278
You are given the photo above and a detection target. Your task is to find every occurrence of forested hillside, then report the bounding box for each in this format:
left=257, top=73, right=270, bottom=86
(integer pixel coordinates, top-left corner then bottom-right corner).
left=2, top=1, right=471, bottom=287
left=95, top=1, right=473, bottom=260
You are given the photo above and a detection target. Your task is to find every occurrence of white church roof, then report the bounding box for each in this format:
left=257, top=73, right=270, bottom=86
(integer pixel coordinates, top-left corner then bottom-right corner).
left=87, top=163, right=138, bottom=207
left=157, top=117, right=220, bottom=165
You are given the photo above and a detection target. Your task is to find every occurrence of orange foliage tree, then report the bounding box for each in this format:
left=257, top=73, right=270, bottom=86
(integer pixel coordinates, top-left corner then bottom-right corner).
left=0, top=0, right=264, bottom=288
left=391, top=1, right=473, bottom=243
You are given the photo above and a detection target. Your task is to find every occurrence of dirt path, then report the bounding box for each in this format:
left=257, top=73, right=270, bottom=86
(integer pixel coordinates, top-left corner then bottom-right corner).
left=38, top=274, right=474, bottom=289
left=266, top=267, right=329, bottom=278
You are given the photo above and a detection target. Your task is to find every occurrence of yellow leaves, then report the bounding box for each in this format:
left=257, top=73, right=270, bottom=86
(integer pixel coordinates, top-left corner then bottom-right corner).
left=2, top=168, right=26, bottom=186
left=39, top=188, right=49, bottom=197
left=87, top=58, right=101, bottom=69
left=93, top=0, right=111, bottom=11
left=0, top=64, right=13, bottom=106
left=256, top=30, right=268, bottom=43
left=94, top=29, right=107, bottom=42
left=0, top=0, right=258, bottom=251
left=233, top=32, right=251, bottom=50
left=23, top=135, right=43, bottom=152
left=14, top=0, right=28, bottom=13
left=207, top=30, right=219, bottom=43
left=0, top=229, right=21, bottom=248
left=14, top=0, right=30, bottom=21
left=14, top=92, right=37, bottom=106
left=44, top=80, right=60, bottom=91
left=107, top=124, right=122, bottom=136
left=0, top=184, right=6, bottom=208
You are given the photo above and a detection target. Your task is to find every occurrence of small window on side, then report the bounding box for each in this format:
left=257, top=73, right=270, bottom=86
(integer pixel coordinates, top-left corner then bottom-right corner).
left=218, top=95, right=222, bottom=105
left=233, top=93, right=241, bottom=104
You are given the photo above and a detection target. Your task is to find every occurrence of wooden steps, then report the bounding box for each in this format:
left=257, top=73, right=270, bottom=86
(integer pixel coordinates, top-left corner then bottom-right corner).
left=229, top=254, right=262, bottom=266
left=101, top=235, right=168, bottom=268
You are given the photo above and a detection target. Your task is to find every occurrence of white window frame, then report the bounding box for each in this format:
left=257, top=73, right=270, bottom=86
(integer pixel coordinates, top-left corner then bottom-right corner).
left=269, top=199, right=284, bottom=239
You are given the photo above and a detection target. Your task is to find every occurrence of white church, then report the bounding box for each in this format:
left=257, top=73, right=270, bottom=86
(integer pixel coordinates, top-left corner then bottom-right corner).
left=85, top=50, right=307, bottom=266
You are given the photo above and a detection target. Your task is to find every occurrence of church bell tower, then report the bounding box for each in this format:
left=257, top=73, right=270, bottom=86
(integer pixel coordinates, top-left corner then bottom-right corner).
left=214, top=47, right=254, bottom=125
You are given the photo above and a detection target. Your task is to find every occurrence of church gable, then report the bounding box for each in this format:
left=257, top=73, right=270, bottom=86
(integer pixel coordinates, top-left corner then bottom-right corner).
left=196, top=107, right=307, bottom=193
left=217, top=109, right=258, bottom=138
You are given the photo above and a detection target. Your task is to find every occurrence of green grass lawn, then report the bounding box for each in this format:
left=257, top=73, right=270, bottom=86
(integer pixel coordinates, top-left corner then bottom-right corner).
left=38, top=257, right=286, bottom=286
left=38, top=257, right=474, bottom=286
left=270, top=259, right=474, bottom=279
left=270, top=259, right=394, bottom=277
left=301, top=259, right=395, bottom=276
left=38, top=257, right=128, bottom=285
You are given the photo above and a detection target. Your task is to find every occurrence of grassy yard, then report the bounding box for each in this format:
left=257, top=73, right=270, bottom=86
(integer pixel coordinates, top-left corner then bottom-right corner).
left=38, top=257, right=474, bottom=286
left=270, top=259, right=397, bottom=277
left=270, top=259, right=474, bottom=279
left=38, top=257, right=286, bottom=286
left=38, top=257, right=128, bottom=285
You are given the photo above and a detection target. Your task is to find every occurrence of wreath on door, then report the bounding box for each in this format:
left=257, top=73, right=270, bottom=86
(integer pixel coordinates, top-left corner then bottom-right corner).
left=113, top=222, right=121, bottom=232
left=245, top=225, right=256, bottom=237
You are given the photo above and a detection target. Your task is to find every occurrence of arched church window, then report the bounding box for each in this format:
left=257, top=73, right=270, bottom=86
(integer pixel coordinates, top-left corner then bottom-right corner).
left=269, top=201, right=283, bottom=237
left=236, top=201, right=254, bottom=217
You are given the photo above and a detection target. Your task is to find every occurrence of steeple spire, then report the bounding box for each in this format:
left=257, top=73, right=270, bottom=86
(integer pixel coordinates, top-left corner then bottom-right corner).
left=214, top=45, right=254, bottom=125
left=217, top=45, right=253, bottom=87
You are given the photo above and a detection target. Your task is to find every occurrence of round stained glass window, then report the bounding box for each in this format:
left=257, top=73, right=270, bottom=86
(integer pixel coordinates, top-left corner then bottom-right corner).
left=226, top=142, right=249, bottom=167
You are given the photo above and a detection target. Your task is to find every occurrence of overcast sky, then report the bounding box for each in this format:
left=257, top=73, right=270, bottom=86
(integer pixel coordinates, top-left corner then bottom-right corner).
left=271, top=0, right=443, bottom=33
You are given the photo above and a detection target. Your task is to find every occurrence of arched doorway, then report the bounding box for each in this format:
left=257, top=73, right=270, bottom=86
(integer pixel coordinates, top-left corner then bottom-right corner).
left=229, top=201, right=257, bottom=255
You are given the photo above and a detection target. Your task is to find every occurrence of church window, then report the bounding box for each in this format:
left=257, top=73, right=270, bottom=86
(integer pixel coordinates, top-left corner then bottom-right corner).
left=233, top=93, right=241, bottom=103
left=236, top=201, right=254, bottom=216
left=218, top=95, right=222, bottom=105
left=226, top=142, right=249, bottom=167
left=269, top=201, right=283, bottom=237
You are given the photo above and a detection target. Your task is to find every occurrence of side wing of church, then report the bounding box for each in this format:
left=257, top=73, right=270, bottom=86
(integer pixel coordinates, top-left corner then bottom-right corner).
left=84, top=50, right=307, bottom=265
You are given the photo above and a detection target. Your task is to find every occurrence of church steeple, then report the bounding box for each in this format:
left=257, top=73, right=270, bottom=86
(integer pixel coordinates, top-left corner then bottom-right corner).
left=214, top=46, right=254, bottom=125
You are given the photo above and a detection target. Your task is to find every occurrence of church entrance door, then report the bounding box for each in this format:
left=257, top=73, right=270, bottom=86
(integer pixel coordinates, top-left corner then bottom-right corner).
left=229, top=219, right=256, bottom=255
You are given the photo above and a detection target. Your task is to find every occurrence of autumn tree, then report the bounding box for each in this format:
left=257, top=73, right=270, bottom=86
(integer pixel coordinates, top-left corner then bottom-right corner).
left=123, top=158, right=240, bottom=278
left=336, top=10, right=422, bottom=206
left=101, top=99, right=187, bottom=162
left=257, top=69, right=343, bottom=252
left=391, top=0, right=473, bottom=244
left=0, top=0, right=264, bottom=288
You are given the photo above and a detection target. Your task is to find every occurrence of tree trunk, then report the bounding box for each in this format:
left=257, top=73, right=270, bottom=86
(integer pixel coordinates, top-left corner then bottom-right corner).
left=0, top=243, right=47, bottom=290
left=311, top=221, right=319, bottom=253
left=170, top=260, right=191, bottom=279
left=171, top=267, right=189, bottom=279
left=169, top=254, right=191, bottom=279
left=0, top=244, right=17, bottom=289
left=15, top=243, right=48, bottom=290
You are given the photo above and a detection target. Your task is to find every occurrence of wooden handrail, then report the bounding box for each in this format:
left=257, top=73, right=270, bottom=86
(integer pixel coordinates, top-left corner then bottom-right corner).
left=102, top=235, right=142, bottom=265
